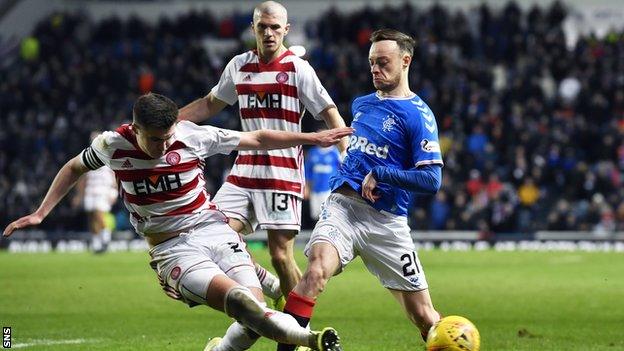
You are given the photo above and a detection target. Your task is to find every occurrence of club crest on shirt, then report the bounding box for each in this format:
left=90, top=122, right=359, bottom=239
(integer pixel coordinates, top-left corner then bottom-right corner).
left=166, top=151, right=181, bottom=165
left=170, top=266, right=181, bottom=280
left=276, top=71, right=289, bottom=83
left=382, top=114, right=397, bottom=132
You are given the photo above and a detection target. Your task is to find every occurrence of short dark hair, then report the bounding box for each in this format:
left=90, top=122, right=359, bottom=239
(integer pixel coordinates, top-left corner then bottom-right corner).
left=132, top=93, right=178, bottom=129
left=370, top=29, right=415, bottom=56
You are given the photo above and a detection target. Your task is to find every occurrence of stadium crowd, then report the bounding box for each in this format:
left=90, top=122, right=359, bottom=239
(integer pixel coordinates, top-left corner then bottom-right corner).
left=2, top=1, right=624, bottom=235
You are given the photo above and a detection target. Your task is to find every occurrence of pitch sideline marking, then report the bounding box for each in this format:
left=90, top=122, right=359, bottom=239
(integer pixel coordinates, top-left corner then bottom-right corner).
left=12, top=338, right=99, bottom=348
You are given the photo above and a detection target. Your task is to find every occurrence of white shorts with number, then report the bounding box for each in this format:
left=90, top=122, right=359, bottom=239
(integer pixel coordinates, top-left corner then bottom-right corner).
left=305, top=193, right=429, bottom=292
left=212, top=182, right=302, bottom=234
left=149, top=219, right=260, bottom=307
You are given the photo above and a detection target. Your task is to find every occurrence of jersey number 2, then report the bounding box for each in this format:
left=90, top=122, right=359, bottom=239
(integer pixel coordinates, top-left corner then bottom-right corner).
left=400, top=252, right=421, bottom=277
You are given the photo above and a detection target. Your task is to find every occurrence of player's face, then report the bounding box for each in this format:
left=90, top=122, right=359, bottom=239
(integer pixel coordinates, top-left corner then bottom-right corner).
left=133, top=123, right=176, bottom=158
left=253, top=12, right=289, bottom=58
left=369, top=40, right=406, bottom=92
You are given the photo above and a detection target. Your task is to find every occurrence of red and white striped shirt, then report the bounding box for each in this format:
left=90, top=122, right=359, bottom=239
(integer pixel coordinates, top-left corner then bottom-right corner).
left=211, top=49, right=335, bottom=197
left=79, top=121, right=241, bottom=236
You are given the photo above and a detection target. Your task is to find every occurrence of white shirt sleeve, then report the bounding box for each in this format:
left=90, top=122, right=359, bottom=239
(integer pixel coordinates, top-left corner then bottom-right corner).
left=297, top=60, right=335, bottom=120
left=210, top=57, right=239, bottom=105
left=181, top=121, right=241, bottom=158
left=79, top=131, right=116, bottom=170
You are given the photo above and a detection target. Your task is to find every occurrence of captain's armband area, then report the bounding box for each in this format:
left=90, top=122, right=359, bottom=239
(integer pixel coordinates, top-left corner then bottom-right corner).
left=80, top=146, right=104, bottom=170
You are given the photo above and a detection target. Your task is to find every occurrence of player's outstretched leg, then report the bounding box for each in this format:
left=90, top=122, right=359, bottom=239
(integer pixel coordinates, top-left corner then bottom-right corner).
left=314, top=328, right=342, bottom=351
left=204, top=337, right=223, bottom=351
left=205, top=322, right=260, bottom=351
left=224, top=286, right=340, bottom=350
left=255, top=262, right=285, bottom=308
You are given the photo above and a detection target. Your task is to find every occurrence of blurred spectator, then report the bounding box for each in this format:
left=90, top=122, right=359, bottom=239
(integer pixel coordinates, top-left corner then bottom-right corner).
left=304, top=144, right=341, bottom=220
left=429, top=191, right=450, bottom=230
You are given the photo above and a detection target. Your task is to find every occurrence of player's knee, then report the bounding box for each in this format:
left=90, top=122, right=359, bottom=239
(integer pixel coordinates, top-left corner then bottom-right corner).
left=270, top=250, right=294, bottom=270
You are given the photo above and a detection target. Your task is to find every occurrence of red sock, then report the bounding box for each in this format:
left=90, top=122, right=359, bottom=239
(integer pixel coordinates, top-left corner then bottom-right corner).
left=284, top=291, right=315, bottom=320
left=277, top=292, right=316, bottom=351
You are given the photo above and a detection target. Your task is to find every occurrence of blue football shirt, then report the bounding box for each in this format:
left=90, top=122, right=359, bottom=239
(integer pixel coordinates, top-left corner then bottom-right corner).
left=330, top=92, right=443, bottom=216
left=305, top=146, right=341, bottom=194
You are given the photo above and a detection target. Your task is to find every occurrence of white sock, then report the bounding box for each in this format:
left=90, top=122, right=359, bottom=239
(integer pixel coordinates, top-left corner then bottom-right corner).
left=214, top=322, right=259, bottom=351
left=91, top=234, right=103, bottom=251
left=100, top=228, right=111, bottom=244
left=224, top=287, right=314, bottom=347
left=265, top=310, right=315, bottom=347
left=255, top=263, right=282, bottom=299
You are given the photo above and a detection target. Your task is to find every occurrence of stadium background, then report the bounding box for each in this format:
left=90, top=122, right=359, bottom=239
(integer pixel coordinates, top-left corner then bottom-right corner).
left=1, top=1, right=623, bottom=351
left=3, top=0, right=624, bottom=245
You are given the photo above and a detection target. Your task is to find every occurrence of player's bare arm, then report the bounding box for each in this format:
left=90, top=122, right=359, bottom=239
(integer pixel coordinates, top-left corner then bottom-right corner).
left=178, top=92, right=227, bottom=123
left=236, top=127, right=354, bottom=151
left=3, top=155, right=89, bottom=237
left=318, top=106, right=349, bottom=155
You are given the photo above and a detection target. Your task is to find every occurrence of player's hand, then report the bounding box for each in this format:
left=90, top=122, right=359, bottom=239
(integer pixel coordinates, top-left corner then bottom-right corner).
left=314, top=127, right=354, bottom=147
left=3, top=212, right=44, bottom=237
left=362, top=171, right=381, bottom=202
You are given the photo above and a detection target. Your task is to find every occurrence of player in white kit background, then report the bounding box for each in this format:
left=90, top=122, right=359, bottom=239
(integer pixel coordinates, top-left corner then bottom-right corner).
left=73, top=131, right=118, bottom=253
left=3, top=93, right=352, bottom=351
left=179, top=0, right=349, bottom=302
left=277, top=29, right=445, bottom=351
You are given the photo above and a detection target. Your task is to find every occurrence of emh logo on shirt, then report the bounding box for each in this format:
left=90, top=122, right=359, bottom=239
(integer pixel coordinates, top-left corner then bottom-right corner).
left=247, top=92, right=281, bottom=109
left=132, top=174, right=182, bottom=195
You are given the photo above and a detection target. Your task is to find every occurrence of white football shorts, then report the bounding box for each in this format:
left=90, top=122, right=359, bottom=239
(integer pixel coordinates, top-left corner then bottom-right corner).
left=305, top=193, right=429, bottom=292
left=84, top=167, right=116, bottom=212
left=83, top=194, right=114, bottom=212
left=309, top=190, right=331, bottom=220
left=149, top=219, right=260, bottom=307
left=212, top=181, right=302, bottom=234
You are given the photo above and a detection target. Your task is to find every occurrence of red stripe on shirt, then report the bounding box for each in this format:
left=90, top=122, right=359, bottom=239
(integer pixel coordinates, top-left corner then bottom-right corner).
left=114, top=160, right=200, bottom=181
left=235, top=83, right=298, bottom=98
left=239, top=60, right=295, bottom=73
left=235, top=155, right=299, bottom=169
left=226, top=175, right=302, bottom=193
left=164, top=192, right=207, bottom=216
left=239, top=108, right=301, bottom=124
left=123, top=174, right=201, bottom=205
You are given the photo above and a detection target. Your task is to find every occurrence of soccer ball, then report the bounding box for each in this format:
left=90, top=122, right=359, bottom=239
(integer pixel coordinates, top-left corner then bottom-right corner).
left=425, top=315, right=480, bottom=351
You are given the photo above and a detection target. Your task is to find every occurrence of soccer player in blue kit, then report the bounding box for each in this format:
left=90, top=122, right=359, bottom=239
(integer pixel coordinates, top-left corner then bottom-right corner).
left=277, top=29, right=443, bottom=350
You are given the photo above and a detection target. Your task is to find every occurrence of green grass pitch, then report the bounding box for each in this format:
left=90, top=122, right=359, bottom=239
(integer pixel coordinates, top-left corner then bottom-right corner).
left=1, top=248, right=623, bottom=350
